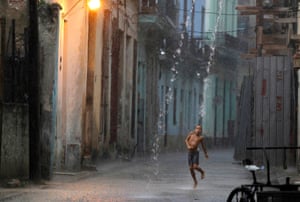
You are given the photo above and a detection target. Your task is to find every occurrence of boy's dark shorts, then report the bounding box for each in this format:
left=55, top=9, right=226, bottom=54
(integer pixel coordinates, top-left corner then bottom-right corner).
left=188, top=150, right=199, bottom=166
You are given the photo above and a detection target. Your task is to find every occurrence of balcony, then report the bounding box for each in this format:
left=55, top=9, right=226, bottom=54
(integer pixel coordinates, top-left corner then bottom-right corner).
left=140, top=0, right=158, bottom=14
left=139, top=1, right=175, bottom=32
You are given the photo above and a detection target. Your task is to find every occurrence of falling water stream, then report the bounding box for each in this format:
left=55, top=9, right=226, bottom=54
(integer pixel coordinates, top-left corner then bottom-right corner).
left=149, top=0, right=225, bottom=180
left=200, top=0, right=225, bottom=120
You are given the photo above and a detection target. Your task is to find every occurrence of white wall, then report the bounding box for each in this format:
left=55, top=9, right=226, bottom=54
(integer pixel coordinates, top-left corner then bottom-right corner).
left=56, top=0, right=88, bottom=170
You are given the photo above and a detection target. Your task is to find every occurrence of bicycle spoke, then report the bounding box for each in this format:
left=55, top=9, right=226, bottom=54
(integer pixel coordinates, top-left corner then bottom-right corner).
left=227, top=187, right=254, bottom=202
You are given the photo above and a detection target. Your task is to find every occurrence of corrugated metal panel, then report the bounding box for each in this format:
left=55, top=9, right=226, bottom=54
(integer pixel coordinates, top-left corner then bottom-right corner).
left=234, top=76, right=253, bottom=161
left=253, top=56, right=292, bottom=166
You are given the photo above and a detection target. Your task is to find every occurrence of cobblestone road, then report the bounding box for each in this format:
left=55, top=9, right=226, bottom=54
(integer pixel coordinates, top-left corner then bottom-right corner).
left=0, top=148, right=253, bottom=202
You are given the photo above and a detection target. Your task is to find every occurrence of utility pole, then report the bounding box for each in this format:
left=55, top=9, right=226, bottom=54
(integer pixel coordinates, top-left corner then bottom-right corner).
left=28, top=0, right=41, bottom=180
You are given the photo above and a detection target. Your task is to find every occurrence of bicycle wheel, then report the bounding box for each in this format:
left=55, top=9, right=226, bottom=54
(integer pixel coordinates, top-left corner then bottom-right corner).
left=226, top=187, right=255, bottom=202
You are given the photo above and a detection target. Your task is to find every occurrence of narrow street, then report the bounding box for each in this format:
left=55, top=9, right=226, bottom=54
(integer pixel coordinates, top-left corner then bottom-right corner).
left=0, top=148, right=253, bottom=202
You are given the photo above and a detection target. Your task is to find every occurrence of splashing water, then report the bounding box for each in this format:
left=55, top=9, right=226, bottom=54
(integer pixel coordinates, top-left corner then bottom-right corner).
left=150, top=87, right=174, bottom=176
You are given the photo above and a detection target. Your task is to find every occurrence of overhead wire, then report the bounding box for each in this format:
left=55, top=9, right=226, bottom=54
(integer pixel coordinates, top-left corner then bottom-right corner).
left=135, top=2, right=297, bottom=43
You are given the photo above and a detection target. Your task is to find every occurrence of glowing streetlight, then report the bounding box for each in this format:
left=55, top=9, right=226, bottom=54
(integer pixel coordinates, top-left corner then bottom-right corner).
left=88, top=0, right=100, bottom=10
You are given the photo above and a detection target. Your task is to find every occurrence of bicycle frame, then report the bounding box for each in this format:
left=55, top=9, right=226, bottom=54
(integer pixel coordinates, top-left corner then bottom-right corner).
left=227, top=146, right=300, bottom=202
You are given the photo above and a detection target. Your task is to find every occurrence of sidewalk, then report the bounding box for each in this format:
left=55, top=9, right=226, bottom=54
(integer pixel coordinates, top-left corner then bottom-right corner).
left=0, top=165, right=99, bottom=201
left=270, top=166, right=300, bottom=185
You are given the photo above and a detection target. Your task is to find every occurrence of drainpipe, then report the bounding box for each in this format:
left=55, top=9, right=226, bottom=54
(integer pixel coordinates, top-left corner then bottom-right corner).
left=297, top=66, right=300, bottom=173
left=297, top=2, right=300, bottom=173
left=28, top=0, right=41, bottom=180
left=297, top=68, right=300, bottom=173
left=0, top=17, right=5, bottom=101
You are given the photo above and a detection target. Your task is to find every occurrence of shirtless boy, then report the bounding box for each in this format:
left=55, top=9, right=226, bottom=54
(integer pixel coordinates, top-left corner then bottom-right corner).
left=185, top=125, right=208, bottom=188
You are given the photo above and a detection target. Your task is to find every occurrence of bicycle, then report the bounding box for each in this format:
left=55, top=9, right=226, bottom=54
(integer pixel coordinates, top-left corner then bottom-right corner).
left=227, top=147, right=300, bottom=202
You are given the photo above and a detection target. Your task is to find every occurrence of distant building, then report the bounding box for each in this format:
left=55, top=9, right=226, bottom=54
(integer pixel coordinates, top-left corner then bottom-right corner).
left=202, top=0, right=238, bottom=146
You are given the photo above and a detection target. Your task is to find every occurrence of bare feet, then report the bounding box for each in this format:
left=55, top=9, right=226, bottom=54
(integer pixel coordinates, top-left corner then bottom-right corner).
left=193, top=181, right=198, bottom=189
left=201, top=171, right=205, bottom=179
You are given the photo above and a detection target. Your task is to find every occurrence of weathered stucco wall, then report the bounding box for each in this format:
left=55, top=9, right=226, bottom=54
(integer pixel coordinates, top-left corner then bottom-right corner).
left=0, top=104, right=29, bottom=179
left=0, top=0, right=29, bottom=37
left=201, top=74, right=236, bottom=145
left=38, top=2, right=61, bottom=178
left=56, top=0, right=88, bottom=171
left=0, top=0, right=29, bottom=100
left=0, top=0, right=30, bottom=179
left=91, top=11, right=104, bottom=158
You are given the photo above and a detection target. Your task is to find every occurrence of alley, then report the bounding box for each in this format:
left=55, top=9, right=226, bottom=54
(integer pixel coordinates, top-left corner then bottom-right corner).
left=0, top=148, right=253, bottom=202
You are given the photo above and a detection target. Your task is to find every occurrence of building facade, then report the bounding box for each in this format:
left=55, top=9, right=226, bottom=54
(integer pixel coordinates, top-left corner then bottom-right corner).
left=202, top=0, right=238, bottom=146
left=46, top=0, right=139, bottom=173
left=0, top=0, right=30, bottom=179
left=1, top=0, right=259, bottom=180
left=0, top=0, right=140, bottom=179
left=234, top=0, right=299, bottom=169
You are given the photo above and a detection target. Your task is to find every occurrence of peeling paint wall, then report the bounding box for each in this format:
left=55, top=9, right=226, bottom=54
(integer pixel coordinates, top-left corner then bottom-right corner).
left=38, top=2, right=61, bottom=178
left=55, top=0, right=88, bottom=171
left=84, top=10, right=102, bottom=161
left=98, top=1, right=138, bottom=158
left=136, top=39, right=160, bottom=153
left=0, top=104, right=29, bottom=179
left=53, top=0, right=139, bottom=167
left=158, top=66, right=203, bottom=135
left=0, top=0, right=29, bottom=101
left=202, top=74, right=237, bottom=146
left=0, top=0, right=30, bottom=179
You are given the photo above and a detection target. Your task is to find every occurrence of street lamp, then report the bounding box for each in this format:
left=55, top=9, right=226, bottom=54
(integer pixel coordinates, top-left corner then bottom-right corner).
left=88, top=0, right=100, bottom=10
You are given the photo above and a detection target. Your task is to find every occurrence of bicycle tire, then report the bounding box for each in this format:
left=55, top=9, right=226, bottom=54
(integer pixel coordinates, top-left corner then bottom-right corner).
left=226, top=187, right=255, bottom=202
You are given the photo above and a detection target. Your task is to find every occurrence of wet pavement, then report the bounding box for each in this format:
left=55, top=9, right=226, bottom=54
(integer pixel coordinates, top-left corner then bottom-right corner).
left=1, top=148, right=295, bottom=202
